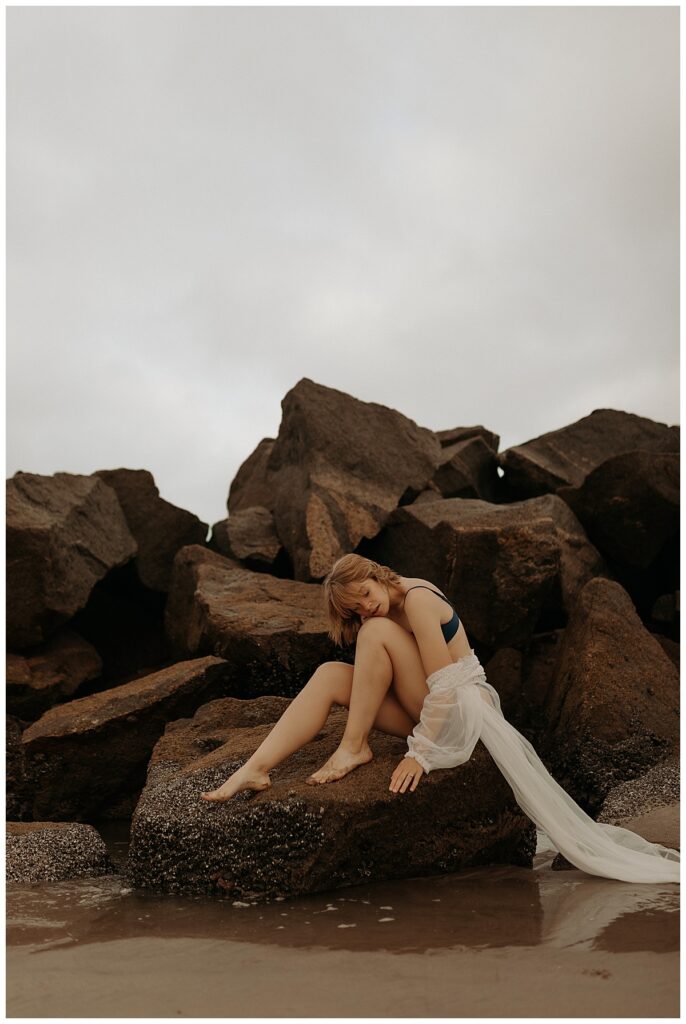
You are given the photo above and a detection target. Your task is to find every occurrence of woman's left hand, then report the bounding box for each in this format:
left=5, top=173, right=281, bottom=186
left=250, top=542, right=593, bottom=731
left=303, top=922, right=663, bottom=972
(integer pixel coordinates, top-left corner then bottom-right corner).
left=389, top=756, right=425, bottom=793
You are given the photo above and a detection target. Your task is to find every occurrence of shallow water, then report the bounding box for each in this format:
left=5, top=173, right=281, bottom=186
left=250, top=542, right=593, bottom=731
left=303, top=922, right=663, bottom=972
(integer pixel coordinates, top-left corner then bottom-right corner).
left=6, top=821, right=680, bottom=1017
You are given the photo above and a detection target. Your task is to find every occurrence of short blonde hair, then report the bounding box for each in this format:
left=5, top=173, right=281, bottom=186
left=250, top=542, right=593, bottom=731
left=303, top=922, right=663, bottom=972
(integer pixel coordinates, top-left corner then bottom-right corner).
left=323, top=553, right=402, bottom=647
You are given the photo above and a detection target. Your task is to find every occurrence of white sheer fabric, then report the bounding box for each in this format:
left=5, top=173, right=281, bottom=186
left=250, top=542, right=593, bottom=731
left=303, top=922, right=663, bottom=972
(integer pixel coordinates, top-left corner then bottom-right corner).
left=404, top=652, right=680, bottom=884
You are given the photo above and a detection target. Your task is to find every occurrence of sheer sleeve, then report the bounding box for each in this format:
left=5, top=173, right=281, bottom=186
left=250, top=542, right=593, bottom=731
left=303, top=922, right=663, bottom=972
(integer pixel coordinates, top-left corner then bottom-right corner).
left=404, top=660, right=490, bottom=773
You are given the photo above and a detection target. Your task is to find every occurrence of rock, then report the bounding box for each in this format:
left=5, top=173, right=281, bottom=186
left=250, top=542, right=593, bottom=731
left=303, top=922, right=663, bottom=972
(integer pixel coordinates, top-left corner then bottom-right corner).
left=539, top=577, right=680, bottom=814
left=6, top=471, right=137, bottom=650
left=498, top=409, right=679, bottom=500
left=557, top=450, right=679, bottom=573
left=227, top=378, right=441, bottom=580
left=483, top=630, right=565, bottom=741
left=164, top=546, right=350, bottom=694
left=653, top=635, right=679, bottom=671
left=124, top=704, right=536, bottom=900
left=6, top=628, right=102, bottom=720
left=360, top=493, right=611, bottom=649
left=209, top=506, right=291, bottom=576
left=6, top=714, right=33, bottom=821
left=435, top=425, right=500, bottom=452
left=6, top=821, right=116, bottom=883
left=93, top=468, right=209, bottom=591
left=431, top=435, right=500, bottom=502
left=20, top=655, right=231, bottom=820
left=551, top=756, right=680, bottom=869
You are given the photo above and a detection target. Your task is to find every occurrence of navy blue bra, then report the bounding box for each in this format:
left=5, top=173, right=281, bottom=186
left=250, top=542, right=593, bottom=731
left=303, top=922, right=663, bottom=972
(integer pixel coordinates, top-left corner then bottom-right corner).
left=404, top=585, right=460, bottom=642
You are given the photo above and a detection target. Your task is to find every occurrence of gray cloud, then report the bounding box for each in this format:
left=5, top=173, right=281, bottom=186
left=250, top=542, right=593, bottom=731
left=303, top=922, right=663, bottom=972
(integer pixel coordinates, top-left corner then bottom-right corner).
left=7, top=6, right=679, bottom=528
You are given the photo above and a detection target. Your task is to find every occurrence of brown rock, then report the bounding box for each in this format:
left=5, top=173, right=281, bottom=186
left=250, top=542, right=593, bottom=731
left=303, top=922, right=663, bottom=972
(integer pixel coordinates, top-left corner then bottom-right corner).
left=93, top=468, right=209, bottom=591
left=227, top=378, right=441, bottom=580
left=361, top=493, right=610, bottom=649
left=6, top=714, right=32, bottom=821
left=125, top=704, right=536, bottom=900
left=539, top=577, right=680, bottom=814
left=498, top=409, right=679, bottom=500
left=209, top=506, right=290, bottom=575
left=435, top=425, right=500, bottom=452
left=431, top=435, right=500, bottom=502
left=6, top=628, right=102, bottom=720
left=6, top=821, right=116, bottom=883
left=483, top=630, right=565, bottom=741
left=164, top=546, right=350, bottom=695
left=557, top=450, right=679, bottom=570
left=6, top=471, right=137, bottom=650
left=20, top=655, right=231, bottom=820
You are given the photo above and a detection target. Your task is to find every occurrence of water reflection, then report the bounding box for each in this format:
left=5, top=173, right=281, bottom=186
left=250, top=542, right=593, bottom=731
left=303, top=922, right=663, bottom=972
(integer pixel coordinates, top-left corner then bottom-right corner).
left=6, top=823, right=678, bottom=957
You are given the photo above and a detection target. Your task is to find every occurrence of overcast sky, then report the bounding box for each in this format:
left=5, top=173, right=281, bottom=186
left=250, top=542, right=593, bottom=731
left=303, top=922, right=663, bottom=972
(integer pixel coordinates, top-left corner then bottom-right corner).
left=7, top=6, right=679, bottom=532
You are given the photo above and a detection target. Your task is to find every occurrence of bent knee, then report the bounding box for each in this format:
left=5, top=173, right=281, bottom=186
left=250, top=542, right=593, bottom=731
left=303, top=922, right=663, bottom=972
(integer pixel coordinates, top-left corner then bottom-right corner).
left=313, top=661, right=353, bottom=705
left=357, top=617, right=399, bottom=641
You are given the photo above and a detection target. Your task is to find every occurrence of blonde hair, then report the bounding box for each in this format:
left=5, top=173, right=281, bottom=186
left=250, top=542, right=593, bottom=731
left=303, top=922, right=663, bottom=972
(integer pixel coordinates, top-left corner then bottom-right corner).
left=323, top=553, right=402, bottom=647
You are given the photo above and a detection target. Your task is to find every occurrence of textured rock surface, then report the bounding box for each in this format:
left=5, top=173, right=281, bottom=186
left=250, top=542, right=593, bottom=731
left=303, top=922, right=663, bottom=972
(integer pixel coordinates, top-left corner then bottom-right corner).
left=125, top=703, right=536, bottom=900
left=6, top=471, right=137, bottom=649
left=431, top=435, right=500, bottom=502
left=164, top=546, right=350, bottom=693
left=540, top=577, right=680, bottom=814
left=498, top=408, right=679, bottom=500
left=361, top=493, right=611, bottom=650
left=227, top=378, right=442, bottom=580
left=93, top=467, right=209, bottom=591
left=20, top=655, right=231, bottom=820
left=6, top=821, right=116, bottom=883
left=6, top=628, right=102, bottom=720
left=209, top=505, right=290, bottom=576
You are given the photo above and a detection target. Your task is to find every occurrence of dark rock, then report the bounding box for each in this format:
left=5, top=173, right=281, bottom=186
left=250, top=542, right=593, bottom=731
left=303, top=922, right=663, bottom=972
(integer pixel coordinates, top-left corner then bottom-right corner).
left=6, top=715, right=33, bottom=821
left=6, top=471, right=137, bottom=650
left=6, top=628, right=102, bottom=720
left=124, top=704, right=536, bottom=900
left=498, top=409, right=679, bottom=500
left=483, top=630, right=565, bottom=741
left=20, top=655, right=232, bottom=821
left=557, top=450, right=679, bottom=570
left=539, top=577, right=680, bottom=815
left=227, top=378, right=441, bottom=580
left=93, top=468, right=209, bottom=591
left=164, top=546, right=351, bottom=695
left=431, top=435, right=500, bottom=502
left=653, top=635, right=679, bottom=671
left=360, top=493, right=611, bottom=649
left=6, top=821, right=116, bottom=883
left=209, top=506, right=292, bottom=577
left=435, top=425, right=500, bottom=452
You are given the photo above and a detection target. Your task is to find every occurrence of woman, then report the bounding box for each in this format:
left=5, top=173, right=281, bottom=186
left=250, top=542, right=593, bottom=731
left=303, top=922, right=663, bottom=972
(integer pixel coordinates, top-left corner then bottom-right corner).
left=200, top=554, right=680, bottom=884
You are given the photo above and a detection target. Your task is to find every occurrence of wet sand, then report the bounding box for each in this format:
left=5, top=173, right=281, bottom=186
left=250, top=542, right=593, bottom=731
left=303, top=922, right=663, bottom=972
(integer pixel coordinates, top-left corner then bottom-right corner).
left=6, top=824, right=679, bottom=1018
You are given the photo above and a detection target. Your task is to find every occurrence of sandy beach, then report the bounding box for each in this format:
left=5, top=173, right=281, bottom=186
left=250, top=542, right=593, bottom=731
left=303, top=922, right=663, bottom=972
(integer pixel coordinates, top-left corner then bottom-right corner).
left=6, top=825, right=679, bottom=1018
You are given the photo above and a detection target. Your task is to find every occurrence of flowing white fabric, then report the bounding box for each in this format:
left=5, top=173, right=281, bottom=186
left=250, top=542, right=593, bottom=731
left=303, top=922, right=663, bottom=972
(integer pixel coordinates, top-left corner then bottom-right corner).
left=404, top=652, right=680, bottom=884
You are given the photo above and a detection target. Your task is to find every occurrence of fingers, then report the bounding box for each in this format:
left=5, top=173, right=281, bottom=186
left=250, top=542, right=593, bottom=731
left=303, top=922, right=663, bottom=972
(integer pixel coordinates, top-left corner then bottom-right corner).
left=389, top=768, right=421, bottom=794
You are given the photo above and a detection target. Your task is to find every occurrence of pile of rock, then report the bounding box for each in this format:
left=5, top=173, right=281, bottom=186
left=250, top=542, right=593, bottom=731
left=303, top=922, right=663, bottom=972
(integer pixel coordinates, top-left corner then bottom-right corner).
left=6, top=377, right=679, bottom=897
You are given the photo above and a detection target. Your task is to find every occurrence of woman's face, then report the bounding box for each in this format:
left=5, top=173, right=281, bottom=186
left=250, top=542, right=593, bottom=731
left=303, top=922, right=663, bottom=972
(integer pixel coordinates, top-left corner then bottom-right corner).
left=343, top=577, right=388, bottom=620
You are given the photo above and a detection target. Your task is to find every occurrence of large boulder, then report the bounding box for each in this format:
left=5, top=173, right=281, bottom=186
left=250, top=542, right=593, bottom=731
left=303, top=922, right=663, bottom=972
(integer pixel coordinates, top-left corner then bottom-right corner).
left=482, top=630, right=565, bottom=741
left=93, top=468, right=209, bottom=591
left=164, top=546, right=351, bottom=695
left=6, top=714, right=32, bottom=821
left=360, top=493, right=611, bottom=650
left=124, top=699, right=536, bottom=900
left=539, top=577, right=680, bottom=814
left=20, top=655, right=231, bottom=820
left=498, top=409, right=678, bottom=500
left=208, top=506, right=291, bottom=576
left=6, top=471, right=137, bottom=650
left=6, top=628, right=102, bottom=720
left=430, top=435, right=501, bottom=502
left=6, top=821, right=116, bottom=883
left=227, top=378, right=442, bottom=580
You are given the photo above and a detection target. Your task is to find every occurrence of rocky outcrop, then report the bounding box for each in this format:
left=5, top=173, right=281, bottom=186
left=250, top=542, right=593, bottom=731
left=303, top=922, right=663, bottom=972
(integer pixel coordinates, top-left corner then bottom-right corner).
left=483, top=630, right=565, bottom=741
left=430, top=435, right=501, bottom=502
left=227, top=378, right=442, bottom=580
left=209, top=506, right=291, bottom=576
left=20, top=655, right=231, bottom=820
left=6, top=628, right=102, bottom=720
left=7, top=471, right=137, bottom=650
left=539, top=578, right=680, bottom=814
left=498, top=408, right=679, bottom=500
left=164, top=546, right=350, bottom=694
left=93, top=468, right=209, bottom=591
left=6, top=821, right=116, bottom=883
left=360, top=493, right=611, bottom=650
left=125, top=701, right=536, bottom=900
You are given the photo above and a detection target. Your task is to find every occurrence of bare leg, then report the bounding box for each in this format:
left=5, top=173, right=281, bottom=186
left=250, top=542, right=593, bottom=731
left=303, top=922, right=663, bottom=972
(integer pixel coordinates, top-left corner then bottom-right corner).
left=306, top=628, right=393, bottom=785
left=200, top=661, right=414, bottom=802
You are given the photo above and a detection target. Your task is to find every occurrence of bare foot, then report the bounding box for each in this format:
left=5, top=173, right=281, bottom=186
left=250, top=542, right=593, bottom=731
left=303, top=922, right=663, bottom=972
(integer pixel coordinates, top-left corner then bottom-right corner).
left=200, top=764, right=271, bottom=803
left=306, top=742, right=373, bottom=785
